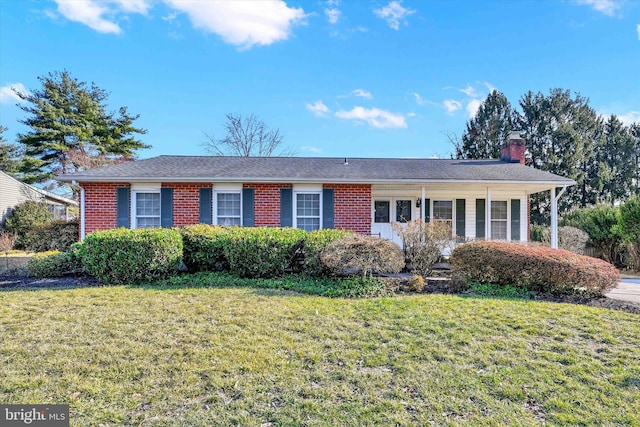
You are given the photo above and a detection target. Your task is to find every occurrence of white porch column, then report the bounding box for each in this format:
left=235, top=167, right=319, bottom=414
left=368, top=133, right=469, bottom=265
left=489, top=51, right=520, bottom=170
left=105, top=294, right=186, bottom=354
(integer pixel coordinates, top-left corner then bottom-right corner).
left=551, top=187, right=558, bottom=248
left=486, top=188, right=492, bottom=239
left=550, top=186, right=567, bottom=249
left=421, top=186, right=426, bottom=221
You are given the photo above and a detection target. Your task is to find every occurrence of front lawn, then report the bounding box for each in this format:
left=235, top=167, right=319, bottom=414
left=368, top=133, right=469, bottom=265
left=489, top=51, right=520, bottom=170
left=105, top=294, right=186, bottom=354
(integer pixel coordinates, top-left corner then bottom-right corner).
left=1, top=283, right=638, bottom=426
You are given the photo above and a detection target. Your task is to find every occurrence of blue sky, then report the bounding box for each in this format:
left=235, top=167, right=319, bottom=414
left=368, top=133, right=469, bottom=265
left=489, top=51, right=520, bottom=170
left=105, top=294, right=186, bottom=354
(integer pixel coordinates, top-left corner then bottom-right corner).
left=1, top=0, right=639, bottom=160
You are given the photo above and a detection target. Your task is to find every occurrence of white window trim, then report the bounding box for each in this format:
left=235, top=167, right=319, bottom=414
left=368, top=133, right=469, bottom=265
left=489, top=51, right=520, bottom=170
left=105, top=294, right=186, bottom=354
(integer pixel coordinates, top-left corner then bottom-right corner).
left=431, top=199, right=456, bottom=236
left=490, top=199, right=510, bottom=241
left=131, top=183, right=161, bottom=229
left=214, top=190, right=242, bottom=226
left=293, top=191, right=322, bottom=231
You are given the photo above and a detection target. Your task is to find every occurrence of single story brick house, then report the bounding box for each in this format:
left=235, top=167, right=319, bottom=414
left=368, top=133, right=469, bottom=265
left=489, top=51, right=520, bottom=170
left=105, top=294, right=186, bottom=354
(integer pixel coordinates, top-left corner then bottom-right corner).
left=57, top=133, right=574, bottom=248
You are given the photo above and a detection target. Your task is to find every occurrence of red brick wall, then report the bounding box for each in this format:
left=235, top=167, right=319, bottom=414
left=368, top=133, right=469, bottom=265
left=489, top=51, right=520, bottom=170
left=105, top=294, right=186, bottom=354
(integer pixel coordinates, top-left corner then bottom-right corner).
left=244, top=183, right=291, bottom=227
left=82, top=182, right=373, bottom=236
left=162, top=183, right=211, bottom=227
left=81, top=182, right=124, bottom=235
left=324, top=184, right=371, bottom=234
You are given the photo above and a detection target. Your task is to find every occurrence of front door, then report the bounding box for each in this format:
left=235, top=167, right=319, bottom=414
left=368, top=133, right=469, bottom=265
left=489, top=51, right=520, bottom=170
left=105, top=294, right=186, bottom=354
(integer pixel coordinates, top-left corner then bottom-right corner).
left=371, top=198, right=414, bottom=246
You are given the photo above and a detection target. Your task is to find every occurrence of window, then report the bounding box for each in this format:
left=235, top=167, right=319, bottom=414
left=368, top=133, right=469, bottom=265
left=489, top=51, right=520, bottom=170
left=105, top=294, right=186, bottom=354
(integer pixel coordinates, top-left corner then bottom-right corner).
left=217, top=192, right=241, bottom=226
left=135, top=192, right=160, bottom=228
left=296, top=193, right=320, bottom=231
left=396, top=200, right=412, bottom=223
left=491, top=201, right=508, bottom=240
left=433, top=200, right=453, bottom=235
left=374, top=200, right=390, bottom=223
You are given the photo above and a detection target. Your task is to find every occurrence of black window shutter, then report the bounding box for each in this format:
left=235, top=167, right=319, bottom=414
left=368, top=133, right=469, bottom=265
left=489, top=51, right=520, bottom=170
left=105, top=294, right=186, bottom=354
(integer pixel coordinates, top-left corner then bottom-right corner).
left=116, top=187, right=130, bottom=228
left=160, top=188, right=173, bottom=228
left=322, top=188, right=335, bottom=229
left=280, top=188, right=293, bottom=227
left=476, top=199, right=486, bottom=239
left=424, top=199, right=431, bottom=223
left=242, top=188, right=255, bottom=226
left=511, top=199, right=521, bottom=241
left=199, top=188, right=212, bottom=224
left=456, top=199, right=466, bottom=240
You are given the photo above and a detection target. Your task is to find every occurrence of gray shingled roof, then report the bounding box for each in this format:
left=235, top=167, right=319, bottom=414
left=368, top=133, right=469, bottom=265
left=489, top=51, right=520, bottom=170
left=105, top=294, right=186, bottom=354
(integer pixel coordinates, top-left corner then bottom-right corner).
left=57, top=156, right=575, bottom=185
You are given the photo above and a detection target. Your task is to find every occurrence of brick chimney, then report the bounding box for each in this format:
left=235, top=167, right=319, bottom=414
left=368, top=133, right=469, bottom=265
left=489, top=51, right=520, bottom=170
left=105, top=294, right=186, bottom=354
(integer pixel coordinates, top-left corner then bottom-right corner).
left=501, top=131, right=525, bottom=165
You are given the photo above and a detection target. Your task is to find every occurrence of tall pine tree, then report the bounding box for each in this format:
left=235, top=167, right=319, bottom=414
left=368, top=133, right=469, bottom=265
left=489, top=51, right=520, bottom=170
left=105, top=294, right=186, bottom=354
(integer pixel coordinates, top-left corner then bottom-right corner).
left=595, top=116, right=637, bottom=204
left=455, top=90, right=514, bottom=159
left=15, top=70, right=149, bottom=185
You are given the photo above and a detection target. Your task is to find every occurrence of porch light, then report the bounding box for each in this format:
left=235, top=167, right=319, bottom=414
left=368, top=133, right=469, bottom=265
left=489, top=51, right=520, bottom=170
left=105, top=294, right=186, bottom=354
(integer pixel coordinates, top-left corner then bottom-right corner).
left=416, top=199, right=421, bottom=208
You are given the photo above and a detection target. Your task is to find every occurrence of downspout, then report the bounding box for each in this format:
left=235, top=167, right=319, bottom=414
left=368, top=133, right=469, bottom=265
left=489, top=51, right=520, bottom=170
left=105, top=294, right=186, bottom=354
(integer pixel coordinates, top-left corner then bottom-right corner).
left=73, top=180, right=85, bottom=242
left=550, top=186, right=567, bottom=249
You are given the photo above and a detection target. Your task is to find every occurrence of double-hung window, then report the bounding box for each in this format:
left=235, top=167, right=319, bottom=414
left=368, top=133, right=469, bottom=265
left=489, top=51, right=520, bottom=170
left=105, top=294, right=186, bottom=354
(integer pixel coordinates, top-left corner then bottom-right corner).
left=432, top=200, right=454, bottom=236
left=296, top=193, right=320, bottom=231
left=217, top=192, right=241, bottom=226
left=491, top=201, right=508, bottom=240
left=134, top=192, right=161, bottom=228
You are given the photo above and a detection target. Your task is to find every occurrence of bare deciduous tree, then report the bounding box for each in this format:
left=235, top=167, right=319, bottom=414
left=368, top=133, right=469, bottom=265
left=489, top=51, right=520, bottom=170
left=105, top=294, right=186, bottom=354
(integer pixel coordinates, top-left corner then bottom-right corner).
left=204, top=113, right=293, bottom=157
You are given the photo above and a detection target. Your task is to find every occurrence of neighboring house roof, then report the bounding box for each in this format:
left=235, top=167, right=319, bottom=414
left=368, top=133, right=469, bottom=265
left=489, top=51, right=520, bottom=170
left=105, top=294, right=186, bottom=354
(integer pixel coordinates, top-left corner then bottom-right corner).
left=57, top=156, right=575, bottom=186
left=1, top=170, right=78, bottom=224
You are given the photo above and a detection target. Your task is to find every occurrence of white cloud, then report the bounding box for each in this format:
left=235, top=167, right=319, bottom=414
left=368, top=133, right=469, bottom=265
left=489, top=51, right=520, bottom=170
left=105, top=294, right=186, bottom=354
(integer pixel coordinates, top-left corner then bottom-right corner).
left=412, top=93, right=426, bottom=106
left=443, top=100, right=462, bottom=115
left=618, top=111, right=640, bottom=125
left=55, top=0, right=122, bottom=34
left=112, top=0, right=149, bottom=14
left=335, top=106, right=407, bottom=129
left=637, top=23, right=640, bottom=39
left=53, top=0, right=150, bottom=34
left=164, top=0, right=306, bottom=49
left=458, top=85, right=477, bottom=97
left=351, top=89, right=373, bottom=99
left=575, top=0, right=621, bottom=16
left=301, top=145, right=322, bottom=153
left=0, top=83, right=29, bottom=103
left=466, top=99, right=482, bottom=118
left=325, top=8, right=340, bottom=24
left=306, top=100, right=330, bottom=117
left=373, top=1, right=415, bottom=30
left=407, top=112, right=416, bottom=118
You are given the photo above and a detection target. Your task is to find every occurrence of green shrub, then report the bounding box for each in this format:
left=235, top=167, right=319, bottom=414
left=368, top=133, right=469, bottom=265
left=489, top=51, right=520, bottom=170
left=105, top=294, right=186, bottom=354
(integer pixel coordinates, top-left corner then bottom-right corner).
left=530, top=224, right=548, bottom=242
left=22, top=219, right=79, bottom=252
left=450, top=241, right=619, bottom=296
left=180, top=224, right=229, bottom=272
left=302, top=229, right=353, bottom=276
left=2, top=200, right=54, bottom=249
left=320, top=234, right=404, bottom=278
left=561, top=205, right=623, bottom=263
left=82, top=228, right=183, bottom=285
left=27, top=250, right=81, bottom=278
left=392, top=219, right=453, bottom=276
left=222, top=227, right=306, bottom=278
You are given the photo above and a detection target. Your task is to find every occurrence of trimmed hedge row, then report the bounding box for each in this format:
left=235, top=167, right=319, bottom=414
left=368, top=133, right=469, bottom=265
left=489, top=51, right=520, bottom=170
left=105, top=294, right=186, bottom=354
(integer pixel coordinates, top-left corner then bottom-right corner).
left=82, top=228, right=183, bottom=285
left=180, top=225, right=353, bottom=278
left=450, top=241, right=620, bottom=296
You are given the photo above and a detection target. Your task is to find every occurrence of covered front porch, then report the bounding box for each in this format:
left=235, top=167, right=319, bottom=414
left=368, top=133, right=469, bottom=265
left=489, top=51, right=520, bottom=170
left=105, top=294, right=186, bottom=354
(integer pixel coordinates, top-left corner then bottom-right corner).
left=370, top=183, right=567, bottom=248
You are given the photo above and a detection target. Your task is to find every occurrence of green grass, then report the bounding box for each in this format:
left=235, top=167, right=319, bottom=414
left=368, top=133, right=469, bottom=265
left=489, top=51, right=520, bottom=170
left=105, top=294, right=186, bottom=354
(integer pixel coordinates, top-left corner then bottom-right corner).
left=1, top=283, right=639, bottom=426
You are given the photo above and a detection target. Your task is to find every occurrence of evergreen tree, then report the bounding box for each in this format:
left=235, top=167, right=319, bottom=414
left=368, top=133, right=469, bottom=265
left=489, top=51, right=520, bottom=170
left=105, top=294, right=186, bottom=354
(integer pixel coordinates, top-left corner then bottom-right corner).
left=595, top=116, right=637, bottom=204
left=0, top=126, right=22, bottom=174
left=515, top=89, right=601, bottom=222
left=455, top=90, right=514, bottom=159
left=15, top=70, right=149, bottom=185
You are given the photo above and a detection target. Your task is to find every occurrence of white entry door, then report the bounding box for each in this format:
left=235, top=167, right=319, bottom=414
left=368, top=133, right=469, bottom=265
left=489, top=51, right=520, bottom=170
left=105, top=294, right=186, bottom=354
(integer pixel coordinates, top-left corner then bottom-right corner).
left=371, top=198, right=414, bottom=246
